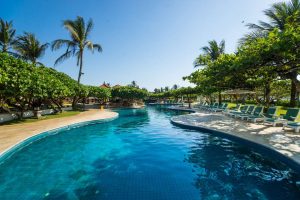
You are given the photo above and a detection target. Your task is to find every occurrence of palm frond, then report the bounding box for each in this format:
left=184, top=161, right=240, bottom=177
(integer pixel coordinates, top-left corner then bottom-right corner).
left=238, top=30, right=266, bottom=46
left=92, top=44, right=102, bottom=52
left=54, top=50, right=73, bottom=66
left=200, top=40, right=225, bottom=60
left=52, top=16, right=102, bottom=83
left=14, top=32, right=48, bottom=63
left=219, top=40, right=225, bottom=54
left=85, top=41, right=102, bottom=53
left=63, top=20, right=80, bottom=41
left=201, top=46, right=211, bottom=54
left=246, top=23, right=266, bottom=31
left=85, top=18, right=94, bottom=39
left=0, top=18, right=16, bottom=52
left=257, top=21, right=274, bottom=31
left=51, top=39, right=75, bottom=51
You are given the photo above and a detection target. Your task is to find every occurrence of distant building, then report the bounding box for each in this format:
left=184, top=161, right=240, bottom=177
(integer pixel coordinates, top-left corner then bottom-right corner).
left=100, top=83, right=111, bottom=88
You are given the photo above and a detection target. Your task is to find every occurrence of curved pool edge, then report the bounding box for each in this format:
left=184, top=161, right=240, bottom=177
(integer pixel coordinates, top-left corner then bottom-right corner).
left=171, top=116, right=300, bottom=174
left=0, top=112, right=119, bottom=164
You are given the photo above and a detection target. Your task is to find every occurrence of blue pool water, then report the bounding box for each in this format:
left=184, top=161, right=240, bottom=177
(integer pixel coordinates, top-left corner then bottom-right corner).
left=0, top=107, right=300, bottom=200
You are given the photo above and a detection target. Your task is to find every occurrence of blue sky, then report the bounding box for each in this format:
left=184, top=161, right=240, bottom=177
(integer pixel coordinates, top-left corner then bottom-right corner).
left=1, top=0, right=279, bottom=91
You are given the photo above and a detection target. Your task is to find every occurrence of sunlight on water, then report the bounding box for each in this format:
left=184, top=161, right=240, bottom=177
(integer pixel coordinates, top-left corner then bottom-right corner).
left=0, top=106, right=299, bottom=200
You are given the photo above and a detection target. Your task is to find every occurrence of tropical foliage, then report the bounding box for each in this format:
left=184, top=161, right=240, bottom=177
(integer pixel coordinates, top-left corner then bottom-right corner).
left=0, top=18, right=16, bottom=53
left=194, top=40, right=225, bottom=67
left=149, top=86, right=198, bottom=108
left=14, top=32, right=49, bottom=65
left=0, top=53, right=110, bottom=118
left=183, top=0, right=300, bottom=107
left=111, top=86, right=148, bottom=100
left=51, top=16, right=102, bottom=84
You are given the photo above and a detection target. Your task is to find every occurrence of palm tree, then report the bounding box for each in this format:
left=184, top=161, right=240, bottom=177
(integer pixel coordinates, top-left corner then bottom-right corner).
left=154, top=88, right=160, bottom=93
left=52, top=16, right=102, bottom=84
left=243, top=0, right=300, bottom=107
left=240, top=0, right=300, bottom=44
left=194, top=40, right=225, bottom=67
left=14, top=32, right=49, bottom=65
left=0, top=19, right=16, bottom=53
left=247, top=0, right=300, bottom=32
left=130, top=81, right=138, bottom=88
left=194, top=40, right=225, bottom=104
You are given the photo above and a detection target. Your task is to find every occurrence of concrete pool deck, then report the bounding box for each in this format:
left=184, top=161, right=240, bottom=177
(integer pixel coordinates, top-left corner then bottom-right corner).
left=170, top=107, right=300, bottom=168
left=0, top=109, right=118, bottom=155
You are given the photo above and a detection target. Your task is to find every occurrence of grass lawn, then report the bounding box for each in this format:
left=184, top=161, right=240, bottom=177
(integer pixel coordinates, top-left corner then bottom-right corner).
left=1, top=110, right=82, bottom=125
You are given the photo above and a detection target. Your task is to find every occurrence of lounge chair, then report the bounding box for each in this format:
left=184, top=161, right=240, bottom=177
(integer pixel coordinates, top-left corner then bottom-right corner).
left=284, top=121, right=300, bottom=132
left=223, top=104, right=241, bottom=115
left=235, top=105, right=255, bottom=119
left=265, top=108, right=300, bottom=127
left=228, top=105, right=249, bottom=117
left=208, top=103, right=224, bottom=111
left=243, top=106, right=264, bottom=122
left=204, top=102, right=218, bottom=110
left=193, top=102, right=205, bottom=109
left=212, top=103, right=228, bottom=112
left=247, top=107, right=277, bottom=123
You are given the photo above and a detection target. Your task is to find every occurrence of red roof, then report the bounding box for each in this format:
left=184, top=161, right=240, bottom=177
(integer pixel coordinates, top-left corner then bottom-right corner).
left=100, top=83, right=110, bottom=88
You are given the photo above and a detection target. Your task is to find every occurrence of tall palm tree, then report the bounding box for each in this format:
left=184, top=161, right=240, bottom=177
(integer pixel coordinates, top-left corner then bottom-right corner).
left=130, top=81, right=138, bottom=88
left=14, top=32, right=49, bottom=65
left=194, top=40, right=225, bottom=67
left=154, top=88, right=160, bottom=93
left=240, top=0, right=300, bottom=44
left=51, top=16, right=102, bottom=84
left=243, top=0, right=300, bottom=107
left=247, top=0, right=300, bottom=32
left=0, top=18, right=16, bottom=53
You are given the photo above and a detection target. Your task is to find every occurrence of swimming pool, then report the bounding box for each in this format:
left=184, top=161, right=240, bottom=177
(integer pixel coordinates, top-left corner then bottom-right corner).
left=0, top=107, right=299, bottom=199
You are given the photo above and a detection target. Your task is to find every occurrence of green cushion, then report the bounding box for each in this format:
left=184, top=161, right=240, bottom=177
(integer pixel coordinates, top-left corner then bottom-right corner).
left=237, top=113, right=249, bottom=117
left=265, top=107, right=276, bottom=118
left=247, top=114, right=262, bottom=119
left=265, top=118, right=276, bottom=122
left=284, top=108, right=300, bottom=121
left=252, top=107, right=263, bottom=115
left=240, top=106, right=248, bottom=112
left=287, top=122, right=300, bottom=126
left=246, top=106, right=255, bottom=113
left=229, top=111, right=241, bottom=115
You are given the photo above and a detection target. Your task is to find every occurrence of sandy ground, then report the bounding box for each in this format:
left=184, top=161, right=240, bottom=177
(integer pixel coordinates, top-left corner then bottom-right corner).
left=0, top=109, right=118, bottom=154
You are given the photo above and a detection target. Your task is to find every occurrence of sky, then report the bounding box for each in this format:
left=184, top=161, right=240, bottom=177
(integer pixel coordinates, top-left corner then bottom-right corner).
left=1, top=0, right=280, bottom=91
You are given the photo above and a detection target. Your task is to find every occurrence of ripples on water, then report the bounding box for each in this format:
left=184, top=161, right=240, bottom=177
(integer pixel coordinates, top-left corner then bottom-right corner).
left=0, top=106, right=299, bottom=200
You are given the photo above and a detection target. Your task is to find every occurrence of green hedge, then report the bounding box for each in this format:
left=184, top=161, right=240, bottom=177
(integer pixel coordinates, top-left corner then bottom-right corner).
left=0, top=53, right=111, bottom=114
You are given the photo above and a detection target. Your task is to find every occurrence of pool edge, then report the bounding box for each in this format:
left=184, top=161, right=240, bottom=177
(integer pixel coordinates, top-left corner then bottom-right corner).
left=171, top=116, right=300, bottom=174
left=0, top=113, right=119, bottom=163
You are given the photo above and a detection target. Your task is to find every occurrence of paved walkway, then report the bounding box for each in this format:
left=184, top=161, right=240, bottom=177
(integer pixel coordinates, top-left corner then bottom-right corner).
left=0, top=109, right=118, bottom=155
left=170, top=108, right=300, bottom=165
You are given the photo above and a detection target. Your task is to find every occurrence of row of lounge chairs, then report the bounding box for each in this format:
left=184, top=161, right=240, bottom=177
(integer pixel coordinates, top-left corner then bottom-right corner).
left=194, top=102, right=300, bottom=132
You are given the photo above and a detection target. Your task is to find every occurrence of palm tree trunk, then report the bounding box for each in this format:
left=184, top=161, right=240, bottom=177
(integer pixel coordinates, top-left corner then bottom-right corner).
left=265, top=81, right=271, bottom=108
left=290, top=71, right=298, bottom=107
left=187, top=94, right=191, bottom=108
left=77, top=50, right=83, bottom=83
left=290, top=79, right=297, bottom=107
left=2, top=45, right=7, bottom=52
left=72, top=50, right=84, bottom=110
left=218, top=91, right=222, bottom=104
